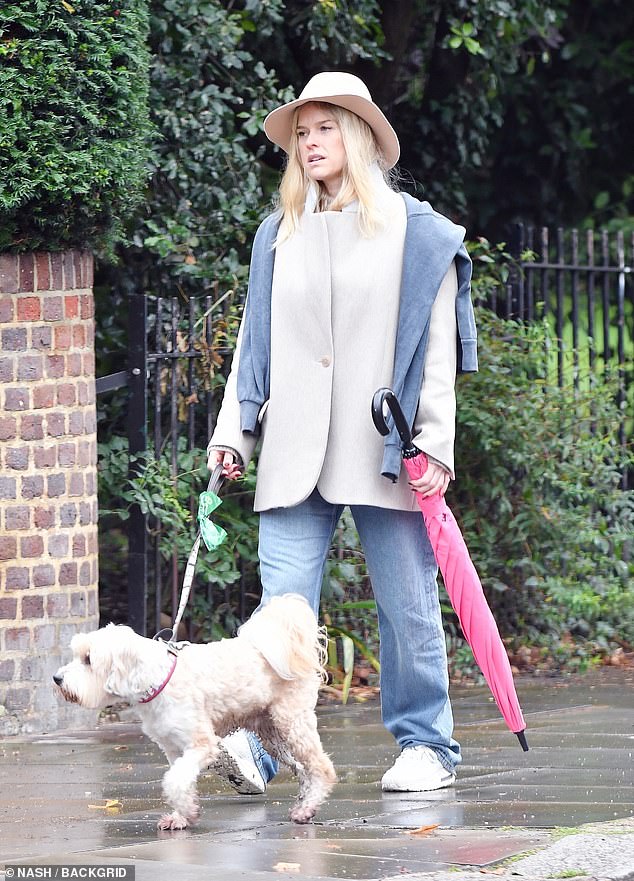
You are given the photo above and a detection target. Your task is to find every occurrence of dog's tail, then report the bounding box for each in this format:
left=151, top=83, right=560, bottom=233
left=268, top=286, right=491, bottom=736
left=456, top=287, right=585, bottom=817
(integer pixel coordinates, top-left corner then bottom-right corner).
left=238, top=594, right=328, bottom=682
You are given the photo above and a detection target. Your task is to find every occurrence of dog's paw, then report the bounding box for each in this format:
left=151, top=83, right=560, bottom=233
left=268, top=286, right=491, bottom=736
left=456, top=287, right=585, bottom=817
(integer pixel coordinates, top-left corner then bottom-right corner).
left=289, top=803, right=316, bottom=825
left=157, top=811, right=189, bottom=831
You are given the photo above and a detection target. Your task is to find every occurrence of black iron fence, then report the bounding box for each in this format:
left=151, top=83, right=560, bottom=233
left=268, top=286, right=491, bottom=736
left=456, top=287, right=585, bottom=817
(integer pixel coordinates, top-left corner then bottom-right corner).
left=96, top=224, right=633, bottom=635
left=496, top=224, right=632, bottom=457
left=97, top=292, right=236, bottom=635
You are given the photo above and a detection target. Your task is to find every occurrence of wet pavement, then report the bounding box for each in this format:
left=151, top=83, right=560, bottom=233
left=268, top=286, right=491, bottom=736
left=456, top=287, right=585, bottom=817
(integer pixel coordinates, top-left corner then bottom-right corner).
left=1, top=668, right=633, bottom=880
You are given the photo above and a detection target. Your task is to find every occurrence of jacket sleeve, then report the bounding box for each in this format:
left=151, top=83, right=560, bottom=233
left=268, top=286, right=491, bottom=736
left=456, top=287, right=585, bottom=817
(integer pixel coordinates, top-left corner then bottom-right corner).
left=206, top=313, right=259, bottom=469
left=411, top=261, right=458, bottom=477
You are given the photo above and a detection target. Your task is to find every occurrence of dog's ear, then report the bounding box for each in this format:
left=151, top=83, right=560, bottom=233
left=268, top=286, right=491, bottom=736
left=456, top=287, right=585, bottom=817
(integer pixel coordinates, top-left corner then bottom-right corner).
left=69, top=631, right=92, bottom=662
left=89, top=625, right=140, bottom=699
left=101, top=626, right=163, bottom=700
left=104, top=662, right=131, bottom=699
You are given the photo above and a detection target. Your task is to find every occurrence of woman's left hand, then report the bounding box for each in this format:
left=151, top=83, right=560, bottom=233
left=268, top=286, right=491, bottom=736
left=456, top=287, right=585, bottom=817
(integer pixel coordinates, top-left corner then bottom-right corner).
left=408, top=459, right=451, bottom=498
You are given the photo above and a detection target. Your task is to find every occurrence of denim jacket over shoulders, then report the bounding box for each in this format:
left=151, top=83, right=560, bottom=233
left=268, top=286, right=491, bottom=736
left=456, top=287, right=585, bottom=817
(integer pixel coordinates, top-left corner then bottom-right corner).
left=237, top=193, right=478, bottom=482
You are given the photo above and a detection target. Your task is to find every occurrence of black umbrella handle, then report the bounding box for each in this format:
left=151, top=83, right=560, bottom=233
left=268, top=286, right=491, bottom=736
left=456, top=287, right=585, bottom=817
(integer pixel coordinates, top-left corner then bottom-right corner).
left=371, top=388, right=420, bottom=459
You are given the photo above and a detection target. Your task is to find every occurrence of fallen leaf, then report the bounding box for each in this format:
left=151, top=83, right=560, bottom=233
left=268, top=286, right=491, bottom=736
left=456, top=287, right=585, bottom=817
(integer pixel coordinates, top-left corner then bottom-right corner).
left=114, top=745, right=128, bottom=751
left=88, top=799, right=122, bottom=811
left=479, top=869, right=505, bottom=875
left=273, top=863, right=301, bottom=873
left=324, top=843, right=343, bottom=850
left=401, top=823, right=440, bottom=836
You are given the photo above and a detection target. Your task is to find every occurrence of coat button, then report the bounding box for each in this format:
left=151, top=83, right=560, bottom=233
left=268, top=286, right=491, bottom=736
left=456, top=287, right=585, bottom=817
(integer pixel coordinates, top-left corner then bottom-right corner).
left=320, top=357, right=331, bottom=367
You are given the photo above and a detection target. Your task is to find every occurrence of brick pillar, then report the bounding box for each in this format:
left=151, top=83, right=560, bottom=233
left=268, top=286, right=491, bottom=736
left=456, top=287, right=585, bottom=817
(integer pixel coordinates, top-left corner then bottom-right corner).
left=0, top=252, right=99, bottom=734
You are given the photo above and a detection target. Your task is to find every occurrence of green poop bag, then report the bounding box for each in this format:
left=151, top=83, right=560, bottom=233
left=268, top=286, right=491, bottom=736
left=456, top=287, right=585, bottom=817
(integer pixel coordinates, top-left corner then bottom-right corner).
left=197, top=490, right=227, bottom=551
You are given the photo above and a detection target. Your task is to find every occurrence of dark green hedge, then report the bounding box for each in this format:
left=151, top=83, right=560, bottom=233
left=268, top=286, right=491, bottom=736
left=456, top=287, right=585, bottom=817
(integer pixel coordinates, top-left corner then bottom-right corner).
left=0, top=1, right=152, bottom=255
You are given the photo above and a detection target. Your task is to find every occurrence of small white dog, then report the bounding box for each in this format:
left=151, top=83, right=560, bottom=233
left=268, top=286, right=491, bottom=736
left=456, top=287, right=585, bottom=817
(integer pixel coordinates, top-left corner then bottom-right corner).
left=53, top=593, right=336, bottom=830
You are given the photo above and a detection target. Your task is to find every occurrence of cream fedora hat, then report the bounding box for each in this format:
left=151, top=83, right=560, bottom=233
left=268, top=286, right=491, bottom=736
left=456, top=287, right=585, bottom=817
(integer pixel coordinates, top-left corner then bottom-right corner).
left=264, top=71, right=400, bottom=168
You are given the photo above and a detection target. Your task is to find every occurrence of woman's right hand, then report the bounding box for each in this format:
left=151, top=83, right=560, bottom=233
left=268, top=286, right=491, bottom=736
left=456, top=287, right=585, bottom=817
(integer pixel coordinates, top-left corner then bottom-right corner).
left=207, top=449, right=243, bottom=480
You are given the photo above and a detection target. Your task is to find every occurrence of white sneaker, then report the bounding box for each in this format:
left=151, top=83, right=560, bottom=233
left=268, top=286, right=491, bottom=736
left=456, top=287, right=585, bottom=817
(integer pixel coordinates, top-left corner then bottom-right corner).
left=212, top=730, right=267, bottom=795
left=381, top=745, right=456, bottom=792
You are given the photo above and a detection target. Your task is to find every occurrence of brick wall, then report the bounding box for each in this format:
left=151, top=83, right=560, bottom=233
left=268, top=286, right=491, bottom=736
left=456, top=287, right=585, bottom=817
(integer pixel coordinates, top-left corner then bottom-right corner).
left=0, top=252, right=99, bottom=734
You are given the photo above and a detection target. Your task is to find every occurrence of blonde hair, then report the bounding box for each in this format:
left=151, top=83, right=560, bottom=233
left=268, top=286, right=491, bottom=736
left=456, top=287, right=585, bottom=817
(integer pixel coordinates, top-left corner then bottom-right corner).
left=275, top=102, right=391, bottom=246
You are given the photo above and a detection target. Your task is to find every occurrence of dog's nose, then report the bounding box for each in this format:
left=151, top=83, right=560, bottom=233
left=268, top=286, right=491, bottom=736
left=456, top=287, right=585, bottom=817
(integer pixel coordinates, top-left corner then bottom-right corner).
left=53, top=673, right=63, bottom=686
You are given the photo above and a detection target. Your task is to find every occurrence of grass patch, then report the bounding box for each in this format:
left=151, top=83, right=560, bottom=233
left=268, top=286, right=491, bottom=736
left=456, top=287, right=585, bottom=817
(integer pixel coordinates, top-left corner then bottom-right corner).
left=547, top=872, right=588, bottom=879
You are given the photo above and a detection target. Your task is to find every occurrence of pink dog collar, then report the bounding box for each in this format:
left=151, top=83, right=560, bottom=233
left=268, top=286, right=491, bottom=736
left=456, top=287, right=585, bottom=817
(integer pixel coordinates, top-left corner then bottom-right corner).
left=139, top=653, right=178, bottom=704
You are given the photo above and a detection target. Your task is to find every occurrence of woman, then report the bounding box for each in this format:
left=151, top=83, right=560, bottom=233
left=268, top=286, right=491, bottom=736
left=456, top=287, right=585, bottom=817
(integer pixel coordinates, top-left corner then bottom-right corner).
left=207, top=72, right=478, bottom=794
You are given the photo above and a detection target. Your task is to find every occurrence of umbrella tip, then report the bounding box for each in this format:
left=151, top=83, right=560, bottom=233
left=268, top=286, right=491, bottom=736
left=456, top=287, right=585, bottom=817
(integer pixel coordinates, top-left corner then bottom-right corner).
left=516, top=730, right=529, bottom=752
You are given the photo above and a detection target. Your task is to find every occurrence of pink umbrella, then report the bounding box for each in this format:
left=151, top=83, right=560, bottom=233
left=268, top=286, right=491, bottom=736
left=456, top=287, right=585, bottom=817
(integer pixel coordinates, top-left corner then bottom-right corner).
left=372, top=388, right=528, bottom=751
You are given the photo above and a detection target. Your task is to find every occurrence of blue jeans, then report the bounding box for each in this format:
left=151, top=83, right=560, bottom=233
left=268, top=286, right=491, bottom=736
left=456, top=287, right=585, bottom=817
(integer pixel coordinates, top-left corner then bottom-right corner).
left=245, top=731, right=279, bottom=783
left=255, top=489, right=461, bottom=773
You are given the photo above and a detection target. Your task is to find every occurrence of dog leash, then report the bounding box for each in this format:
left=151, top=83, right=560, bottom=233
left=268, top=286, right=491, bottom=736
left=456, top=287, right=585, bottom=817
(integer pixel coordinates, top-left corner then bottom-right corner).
left=154, top=464, right=226, bottom=648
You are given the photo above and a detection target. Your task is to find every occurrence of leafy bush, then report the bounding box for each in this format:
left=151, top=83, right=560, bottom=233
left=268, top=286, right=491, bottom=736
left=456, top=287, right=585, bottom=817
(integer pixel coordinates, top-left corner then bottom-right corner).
left=451, top=308, right=634, bottom=662
left=0, top=0, right=152, bottom=255
left=101, top=0, right=282, bottom=299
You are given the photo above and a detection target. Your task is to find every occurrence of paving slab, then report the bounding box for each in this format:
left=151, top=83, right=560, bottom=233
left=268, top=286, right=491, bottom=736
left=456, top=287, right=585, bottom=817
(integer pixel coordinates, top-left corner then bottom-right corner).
left=1, top=668, right=633, bottom=880
left=3, top=832, right=545, bottom=881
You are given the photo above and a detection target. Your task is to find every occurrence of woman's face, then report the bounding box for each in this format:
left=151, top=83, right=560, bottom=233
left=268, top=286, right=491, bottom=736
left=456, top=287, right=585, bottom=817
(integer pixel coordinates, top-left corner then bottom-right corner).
left=296, top=103, right=347, bottom=197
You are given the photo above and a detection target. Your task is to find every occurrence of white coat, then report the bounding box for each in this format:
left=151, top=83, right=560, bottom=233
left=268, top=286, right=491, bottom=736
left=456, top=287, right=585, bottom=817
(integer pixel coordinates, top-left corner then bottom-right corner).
left=209, top=182, right=458, bottom=513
